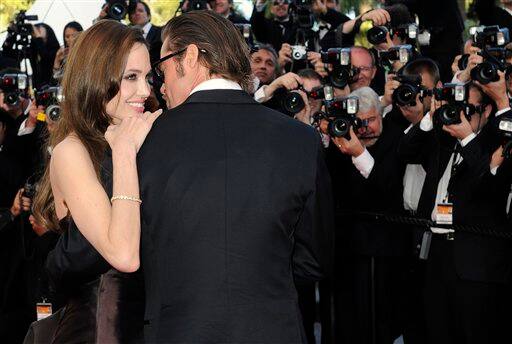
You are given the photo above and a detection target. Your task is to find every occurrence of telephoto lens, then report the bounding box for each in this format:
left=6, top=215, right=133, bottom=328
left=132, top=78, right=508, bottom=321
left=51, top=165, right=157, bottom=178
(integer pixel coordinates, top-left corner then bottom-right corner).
left=367, top=26, right=388, bottom=45
left=282, top=91, right=305, bottom=114
left=470, top=61, right=500, bottom=84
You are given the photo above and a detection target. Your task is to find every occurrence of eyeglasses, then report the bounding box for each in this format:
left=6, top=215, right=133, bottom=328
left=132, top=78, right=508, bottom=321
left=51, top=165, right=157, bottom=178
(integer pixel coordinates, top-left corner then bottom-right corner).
left=272, top=0, right=290, bottom=5
left=151, top=48, right=187, bottom=82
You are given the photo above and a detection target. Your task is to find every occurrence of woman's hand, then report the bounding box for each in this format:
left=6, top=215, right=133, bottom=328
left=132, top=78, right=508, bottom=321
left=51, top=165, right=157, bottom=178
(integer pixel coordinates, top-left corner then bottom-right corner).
left=105, top=109, right=163, bottom=153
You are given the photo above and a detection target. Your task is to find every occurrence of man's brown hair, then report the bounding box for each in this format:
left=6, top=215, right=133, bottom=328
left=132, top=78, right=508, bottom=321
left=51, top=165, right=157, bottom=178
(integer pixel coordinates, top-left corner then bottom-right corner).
left=162, top=10, right=253, bottom=92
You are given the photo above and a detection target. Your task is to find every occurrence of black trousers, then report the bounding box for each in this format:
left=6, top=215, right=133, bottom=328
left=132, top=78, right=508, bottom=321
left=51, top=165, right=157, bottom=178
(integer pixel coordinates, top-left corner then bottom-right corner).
left=333, top=255, right=408, bottom=344
left=424, top=236, right=510, bottom=344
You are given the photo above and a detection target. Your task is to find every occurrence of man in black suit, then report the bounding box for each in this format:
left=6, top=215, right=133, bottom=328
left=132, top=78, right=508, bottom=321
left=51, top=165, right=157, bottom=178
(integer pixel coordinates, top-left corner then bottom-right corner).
left=398, top=80, right=512, bottom=343
left=322, top=86, right=411, bottom=343
left=128, top=1, right=162, bottom=64
left=138, top=10, right=334, bottom=343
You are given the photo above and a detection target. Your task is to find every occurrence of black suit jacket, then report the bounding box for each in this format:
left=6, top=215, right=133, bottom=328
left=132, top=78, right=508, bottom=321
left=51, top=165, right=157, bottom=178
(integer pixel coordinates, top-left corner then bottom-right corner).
left=145, top=24, right=162, bottom=64
left=398, top=117, right=512, bottom=283
left=326, top=120, right=410, bottom=257
left=137, top=89, right=334, bottom=343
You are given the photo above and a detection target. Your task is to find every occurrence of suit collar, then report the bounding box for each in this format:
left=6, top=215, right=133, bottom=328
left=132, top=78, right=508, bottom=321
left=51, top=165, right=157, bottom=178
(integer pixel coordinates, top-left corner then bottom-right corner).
left=183, top=89, right=258, bottom=105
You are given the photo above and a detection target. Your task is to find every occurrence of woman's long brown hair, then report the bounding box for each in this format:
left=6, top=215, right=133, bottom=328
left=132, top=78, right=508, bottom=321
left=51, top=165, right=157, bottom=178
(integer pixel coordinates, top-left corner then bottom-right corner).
left=33, top=20, right=147, bottom=232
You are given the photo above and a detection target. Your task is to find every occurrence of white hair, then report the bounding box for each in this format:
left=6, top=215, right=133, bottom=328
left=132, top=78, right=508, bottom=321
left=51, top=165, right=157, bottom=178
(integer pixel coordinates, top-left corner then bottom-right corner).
left=349, top=86, right=382, bottom=115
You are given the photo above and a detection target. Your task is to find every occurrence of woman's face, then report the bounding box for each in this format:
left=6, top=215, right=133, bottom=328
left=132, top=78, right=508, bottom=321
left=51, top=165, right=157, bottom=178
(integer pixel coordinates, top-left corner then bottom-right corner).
left=64, top=27, right=80, bottom=48
left=106, top=43, right=152, bottom=124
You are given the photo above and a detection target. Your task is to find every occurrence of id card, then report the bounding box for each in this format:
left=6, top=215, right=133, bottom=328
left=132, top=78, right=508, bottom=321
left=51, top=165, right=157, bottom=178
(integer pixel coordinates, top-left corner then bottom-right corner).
left=436, top=203, right=453, bottom=225
left=36, top=302, right=52, bottom=320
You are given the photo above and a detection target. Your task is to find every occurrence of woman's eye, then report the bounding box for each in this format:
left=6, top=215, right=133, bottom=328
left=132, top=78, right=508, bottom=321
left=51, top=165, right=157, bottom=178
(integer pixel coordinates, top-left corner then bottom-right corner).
left=124, top=73, right=137, bottom=81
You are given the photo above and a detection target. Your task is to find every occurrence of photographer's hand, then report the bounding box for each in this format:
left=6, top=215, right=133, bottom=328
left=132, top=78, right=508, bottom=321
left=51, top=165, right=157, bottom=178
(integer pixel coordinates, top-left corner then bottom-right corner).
left=27, top=103, right=44, bottom=129
left=54, top=46, right=67, bottom=70
left=458, top=52, right=483, bottom=83
left=265, top=72, right=303, bottom=98
left=10, top=189, right=30, bottom=218
left=278, top=43, right=292, bottom=69
left=294, top=90, right=312, bottom=125
left=29, top=215, right=49, bottom=236
left=332, top=127, right=365, bottom=157
left=442, top=111, right=474, bottom=140
left=475, top=70, right=509, bottom=111
left=490, top=146, right=505, bottom=171
left=381, top=73, right=399, bottom=107
left=361, top=9, right=391, bottom=26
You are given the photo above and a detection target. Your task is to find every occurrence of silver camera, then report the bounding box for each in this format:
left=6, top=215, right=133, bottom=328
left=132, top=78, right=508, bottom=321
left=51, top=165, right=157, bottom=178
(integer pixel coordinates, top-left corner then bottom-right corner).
left=291, top=45, right=307, bottom=60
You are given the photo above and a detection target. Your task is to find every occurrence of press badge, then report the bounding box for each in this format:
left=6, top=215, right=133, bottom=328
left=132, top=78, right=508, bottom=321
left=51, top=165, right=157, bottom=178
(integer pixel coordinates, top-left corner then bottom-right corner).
left=436, top=203, right=453, bottom=225
left=36, top=302, right=52, bottom=320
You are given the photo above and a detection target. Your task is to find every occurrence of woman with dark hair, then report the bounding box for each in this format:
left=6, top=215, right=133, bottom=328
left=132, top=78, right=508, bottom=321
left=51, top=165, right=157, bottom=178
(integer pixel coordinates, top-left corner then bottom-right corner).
left=53, top=21, right=84, bottom=80
left=31, top=23, right=60, bottom=89
left=28, top=19, right=162, bottom=343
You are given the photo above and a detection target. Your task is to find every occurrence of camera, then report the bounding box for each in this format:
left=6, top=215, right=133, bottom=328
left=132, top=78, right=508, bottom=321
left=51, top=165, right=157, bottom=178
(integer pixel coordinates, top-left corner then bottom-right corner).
left=281, top=85, right=327, bottom=114
left=0, top=73, right=28, bottom=105
left=432, top=83, right=477, bottom=126
left=378, top=44, right=414, bottom=68
left=234, top=24, right=252, bottom=40
left=105, top=0, right=138, bottom=21
left=498, top=117, right=512, bottom=159
left=392, top=74, right=430, bottom=107
left=471, top=25, right=510, bottom=49
left=5, top=11, right=38, bottom=50
left=469, top=48, right=512, bottom=84
left=22, top=180, right=37, bottom=200
left=367, top=24, right=418, bottom=46
left=314, top=95, right=363, bottom=139
left=291, top=45, right=308, bottom=60
left=187, top=0, right=209, bottom=11
left=35, top=86, right=63, bottom=122
left=321, top=48, right=358, bottom=89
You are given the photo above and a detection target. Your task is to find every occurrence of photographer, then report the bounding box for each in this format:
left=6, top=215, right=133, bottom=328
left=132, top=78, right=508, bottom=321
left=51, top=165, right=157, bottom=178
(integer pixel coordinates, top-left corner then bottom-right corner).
left=3, top=23, right=59, bottom=90
left=323, top=86, right=410, bottom=343
left=52, top=21, right=83, bottom=81
left=251, top=44, right=281, bottom=86
left=211, top=0, right=249, bottom=24
left=398, top=81, right=512, bottom=343
left=128, top=1, right=162, bottom=64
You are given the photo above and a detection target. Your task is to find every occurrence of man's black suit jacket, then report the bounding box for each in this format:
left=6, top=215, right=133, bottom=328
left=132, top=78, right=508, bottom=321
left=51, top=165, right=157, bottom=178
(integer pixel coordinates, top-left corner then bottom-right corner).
left=137, top=89, right=334, bottom=343
left=398, top=117, right=512, bottom=284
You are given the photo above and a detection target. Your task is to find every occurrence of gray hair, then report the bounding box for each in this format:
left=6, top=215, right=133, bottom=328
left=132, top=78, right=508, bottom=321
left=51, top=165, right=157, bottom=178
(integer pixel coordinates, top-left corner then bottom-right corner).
left=349, top=86, right=382, bottom=115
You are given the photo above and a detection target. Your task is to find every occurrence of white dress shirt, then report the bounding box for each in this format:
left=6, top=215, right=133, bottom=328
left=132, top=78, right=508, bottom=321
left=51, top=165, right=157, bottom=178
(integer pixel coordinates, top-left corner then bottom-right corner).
left=190, top=78, right=242, bottom=95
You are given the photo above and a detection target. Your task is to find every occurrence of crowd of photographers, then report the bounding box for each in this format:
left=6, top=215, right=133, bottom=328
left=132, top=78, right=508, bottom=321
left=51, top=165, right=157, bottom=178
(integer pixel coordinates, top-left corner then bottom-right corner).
left=1, top=0, right=512, bottom=343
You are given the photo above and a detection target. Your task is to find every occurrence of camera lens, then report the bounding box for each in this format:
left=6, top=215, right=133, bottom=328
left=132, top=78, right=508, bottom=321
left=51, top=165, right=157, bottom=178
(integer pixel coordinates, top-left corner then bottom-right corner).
left=435, top=104, right=462, bottom=126
left=283, top=91, right=305, bottom=114
left=328, top=117, right=350, bottom=138
left=330, top=67, right=351, bottom=89
left=109, top=3, right=127, bottom=20
left=471, top=62, right=499, bottom=84
left=367, top=26, right=388, bottom=45
left=393, top=84, right=418, bottom=106
left=5, top=92, right=18, bottom=105
left=46, top=104, right=61, bottom=122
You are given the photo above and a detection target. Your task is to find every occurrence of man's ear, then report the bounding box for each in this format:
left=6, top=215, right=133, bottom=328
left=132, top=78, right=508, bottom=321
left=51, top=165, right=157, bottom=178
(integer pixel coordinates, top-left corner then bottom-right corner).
left=184, top=44, right=201, bottom=68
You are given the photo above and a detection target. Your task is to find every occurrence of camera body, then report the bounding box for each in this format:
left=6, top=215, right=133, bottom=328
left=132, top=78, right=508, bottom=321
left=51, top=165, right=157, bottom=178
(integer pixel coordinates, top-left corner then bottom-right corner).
left=291, top=45, right=308, bottom=60
left=468, top=26, right=512, bottom=84
left=432, top=83, right=473, bottom=126
left=314, top=96, right=362, bottom=139
left=35, top=86, right=63, bottom=122
left=6, top=11, right=38, bottom=49
left=378, top=44, right=414, bottom=68
left=321, top=48, right=357, bottom=89
left=105, top=0, right=138, bottom=21
left=392, top=74, right=430, bottom=107
left=498, top=117, right=512, bottom=159
left=0, top=73, right=28, bottom=105
left=471, top=25, right=510, bottom=49
left=281, top=85, right=326, bottom=115
left=367, top=24, right=418, bottom=46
